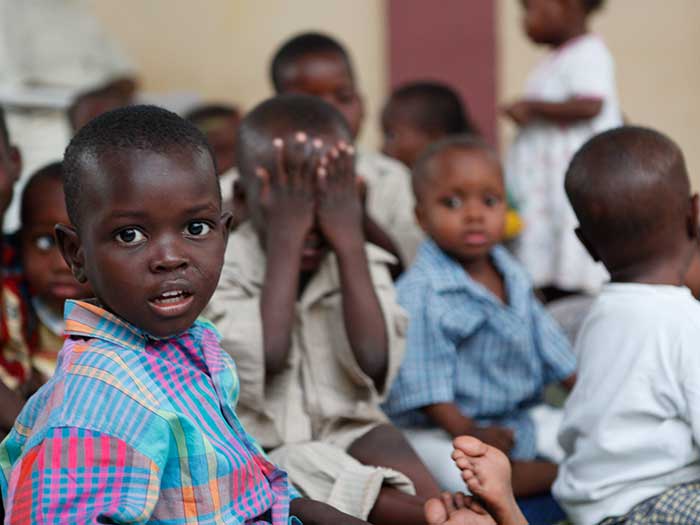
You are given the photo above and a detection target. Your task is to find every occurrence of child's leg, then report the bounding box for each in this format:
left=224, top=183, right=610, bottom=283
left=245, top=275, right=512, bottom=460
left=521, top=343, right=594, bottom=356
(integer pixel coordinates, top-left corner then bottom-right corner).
left=451, top=436, right=528, bottom=525
left=510, top=460, right=558, bottom=498
left=347, top=423, right=442, bottom=497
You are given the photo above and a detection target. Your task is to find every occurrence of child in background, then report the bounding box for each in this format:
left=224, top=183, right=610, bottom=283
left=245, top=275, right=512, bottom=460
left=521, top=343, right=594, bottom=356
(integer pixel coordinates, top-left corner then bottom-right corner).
left=270, top=32, right=423, bottom=265
left=206, top=94, right=443, bottom=525
left=552, top=127, right=700, bottom=525
left=185, top=103, right=241, bottom=218
left=505, top=0, right=621, bottom=301
left=383, top=135, right=576, bottom=521
left=382, top=81, right=522, bottom=241
left=19, top=162, right=92, bottom=380
left=0, top=105, right=375, bottom=525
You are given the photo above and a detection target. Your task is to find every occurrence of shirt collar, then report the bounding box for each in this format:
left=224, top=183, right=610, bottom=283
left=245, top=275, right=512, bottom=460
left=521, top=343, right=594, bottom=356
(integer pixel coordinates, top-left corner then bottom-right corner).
left=63, top=299, right=175, bottom=352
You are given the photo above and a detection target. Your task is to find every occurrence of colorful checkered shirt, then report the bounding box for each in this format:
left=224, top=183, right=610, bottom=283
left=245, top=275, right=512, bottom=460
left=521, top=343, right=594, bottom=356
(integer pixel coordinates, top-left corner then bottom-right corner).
left=383, top=240, right=576, bottom=460
left=0, top=300, right=297, bottom=524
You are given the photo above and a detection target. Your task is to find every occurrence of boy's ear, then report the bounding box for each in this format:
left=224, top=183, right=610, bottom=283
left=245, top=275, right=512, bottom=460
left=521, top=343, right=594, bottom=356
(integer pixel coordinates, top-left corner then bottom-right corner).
left=686, top=193, right=699, bottom=239
left=8, top=145, right=22, bottom=182
left=574, top=227, right=600, bottom=262
left=55, top=224, right=88, bottom=283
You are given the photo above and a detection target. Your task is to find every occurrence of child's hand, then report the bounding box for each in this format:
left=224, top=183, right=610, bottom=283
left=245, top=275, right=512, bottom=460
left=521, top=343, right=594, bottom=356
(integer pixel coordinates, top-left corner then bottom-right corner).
left=469, top=426, right=515, bottom=455
left=502, top=100, right=533, bottom=126
left=257, top=133, right=320, bottom=246
left=316, top=140, right=364, bottom=252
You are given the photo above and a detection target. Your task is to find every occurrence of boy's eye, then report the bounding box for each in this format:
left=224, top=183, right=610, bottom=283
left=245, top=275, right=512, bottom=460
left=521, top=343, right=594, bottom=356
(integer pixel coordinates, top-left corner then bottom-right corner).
left=186, top=221, right=211, bottom=236
left=115, top=228, right=145, bottom=245
left=441, top=196, right=463, bottom=209
left=484, top=195, right=502, bottom=207
left=34, top=234, right=55, bottom=252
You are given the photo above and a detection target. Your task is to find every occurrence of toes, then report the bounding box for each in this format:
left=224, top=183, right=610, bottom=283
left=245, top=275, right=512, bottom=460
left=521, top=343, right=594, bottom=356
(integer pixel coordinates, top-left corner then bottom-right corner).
left=424, top=498, right=448, bottom=525
left=454, top=456, right=473, bottom=469
left=454, top=492, right=466, bottom=509
left=453, top=436, right=489, bottom=458
left=441, top=491, right=457, bottom=514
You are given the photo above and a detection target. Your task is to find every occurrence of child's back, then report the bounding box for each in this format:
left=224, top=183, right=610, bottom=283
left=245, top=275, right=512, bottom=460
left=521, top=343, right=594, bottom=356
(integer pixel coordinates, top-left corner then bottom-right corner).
left=554, top=126, right=700, bottom=525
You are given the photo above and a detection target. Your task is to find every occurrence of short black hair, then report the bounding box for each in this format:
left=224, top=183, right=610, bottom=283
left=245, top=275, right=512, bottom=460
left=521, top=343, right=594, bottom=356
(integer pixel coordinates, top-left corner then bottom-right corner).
left=21, top=162, right=63, bottom=228
left=63, top=104, right=215, bottom=227
left=185, top=103, right=240, bottom=128
left=385, top=81, right=478, bottom=137
left=0, top=106, right=9, bottom=149
left=236, top=93, right=352, bottom=184
left=566, top=126, right=690, bottom=270
left=270, top=32, right=354, bottom=93
left=412, top=134, right=499, bottom=199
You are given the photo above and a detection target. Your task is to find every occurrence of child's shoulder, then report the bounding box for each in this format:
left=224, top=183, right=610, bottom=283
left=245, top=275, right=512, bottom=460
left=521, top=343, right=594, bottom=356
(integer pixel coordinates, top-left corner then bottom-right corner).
left=356, top=149, right=410, bottom=182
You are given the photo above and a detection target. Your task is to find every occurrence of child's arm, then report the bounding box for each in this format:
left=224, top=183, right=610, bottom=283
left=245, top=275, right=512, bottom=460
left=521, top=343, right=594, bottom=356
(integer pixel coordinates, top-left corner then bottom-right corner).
left=503, top=97, right=603, bottom=126
left=423, top=402, right=515, bottom=454
left=317, top=142, right=389, bottom=389
left=291, top=498, right=370, bottom=525
left=259, top=135, right=318, bottom=375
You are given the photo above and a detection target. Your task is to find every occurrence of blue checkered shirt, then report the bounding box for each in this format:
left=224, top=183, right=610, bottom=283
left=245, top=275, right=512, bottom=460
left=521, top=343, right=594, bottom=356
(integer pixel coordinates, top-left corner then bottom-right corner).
left=383, top=240, right=576, bottom=459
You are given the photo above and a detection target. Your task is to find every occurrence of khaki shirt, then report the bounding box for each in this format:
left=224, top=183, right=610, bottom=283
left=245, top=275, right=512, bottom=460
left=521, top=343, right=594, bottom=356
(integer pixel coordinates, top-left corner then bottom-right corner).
left=205, top=223, right=407, bottom=450
left=356, top=150, right=424, bottom=264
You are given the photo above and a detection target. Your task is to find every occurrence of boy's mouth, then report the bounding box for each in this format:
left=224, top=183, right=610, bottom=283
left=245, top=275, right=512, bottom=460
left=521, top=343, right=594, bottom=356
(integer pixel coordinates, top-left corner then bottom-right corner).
left=148, top=289, right=194, bottom=317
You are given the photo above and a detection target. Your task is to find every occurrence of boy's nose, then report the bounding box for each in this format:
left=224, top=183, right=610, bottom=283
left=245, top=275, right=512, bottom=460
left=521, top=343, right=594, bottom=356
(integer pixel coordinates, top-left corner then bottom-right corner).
left=149, top=240, right=189, bottom=273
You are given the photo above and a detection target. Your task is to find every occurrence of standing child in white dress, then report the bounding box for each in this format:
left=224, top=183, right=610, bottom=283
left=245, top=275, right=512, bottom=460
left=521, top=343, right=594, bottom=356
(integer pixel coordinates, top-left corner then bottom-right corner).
left=504, top=0, right=622, bottom=301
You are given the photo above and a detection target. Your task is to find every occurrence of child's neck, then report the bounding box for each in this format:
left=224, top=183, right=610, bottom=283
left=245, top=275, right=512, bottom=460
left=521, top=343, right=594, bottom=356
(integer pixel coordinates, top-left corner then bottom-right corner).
left=461, top=253, right=507, bottom=304
left=551, top=23, right=588, bottom=48
left=609, top=249, right=693, bottom=288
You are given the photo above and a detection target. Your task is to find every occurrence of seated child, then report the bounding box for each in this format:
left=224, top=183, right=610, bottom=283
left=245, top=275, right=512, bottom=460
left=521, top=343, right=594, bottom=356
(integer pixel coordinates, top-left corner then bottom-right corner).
left=381, top=82, right=522, bottom=241
left=550, top=126, right=700, bottom=525
left=206, top=93, right=442, bottom=525
left=185, top=103, right=241, bottom=218
left=270, top=32, right=423, bottom=265
left=0, top=106, right=31, bottom=439
left=0, top=104, right=375, bottom=525
left=383, top=136, right=576, bottom=498
left=19, top=162, right=93, bottom=382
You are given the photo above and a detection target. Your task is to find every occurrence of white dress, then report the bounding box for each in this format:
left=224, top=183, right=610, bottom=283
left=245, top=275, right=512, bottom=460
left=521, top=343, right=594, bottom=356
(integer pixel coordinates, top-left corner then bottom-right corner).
left=505, top=34, right=622, bottom=293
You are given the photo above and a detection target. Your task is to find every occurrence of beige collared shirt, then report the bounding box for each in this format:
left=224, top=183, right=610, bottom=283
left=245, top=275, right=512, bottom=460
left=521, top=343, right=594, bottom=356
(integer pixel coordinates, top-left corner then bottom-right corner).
left=356, top=150, right=424, bottom=264
left=205, top=223, right=407, bottom=450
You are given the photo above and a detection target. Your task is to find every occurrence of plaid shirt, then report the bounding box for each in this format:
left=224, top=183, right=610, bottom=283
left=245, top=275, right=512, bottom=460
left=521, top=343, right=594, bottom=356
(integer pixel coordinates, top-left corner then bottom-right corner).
left=383, top=240, right=576, bottom=459
left=0, top=300, right=297, bottom=524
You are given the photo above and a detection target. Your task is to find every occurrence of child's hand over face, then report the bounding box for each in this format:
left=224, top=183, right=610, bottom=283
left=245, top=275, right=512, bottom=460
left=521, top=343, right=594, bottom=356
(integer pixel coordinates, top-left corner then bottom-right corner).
left=469, top=426, right=515, bottom=455
left=257, top=133, right=320, bottom=246
left=316, top=141, right=364, bottom=252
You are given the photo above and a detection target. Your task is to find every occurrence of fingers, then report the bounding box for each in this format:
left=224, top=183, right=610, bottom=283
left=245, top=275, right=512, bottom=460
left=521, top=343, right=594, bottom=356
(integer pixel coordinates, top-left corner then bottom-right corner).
left=272, top=137, right=285, bottom=186
left=256, top=166, right=271, bottom=201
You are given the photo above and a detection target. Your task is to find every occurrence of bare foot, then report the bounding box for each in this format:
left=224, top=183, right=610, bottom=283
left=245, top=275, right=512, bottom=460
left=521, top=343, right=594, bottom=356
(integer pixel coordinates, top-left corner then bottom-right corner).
left=425, top=492, right=497, bottom=525
left=452, top=436, right=527, bottom=525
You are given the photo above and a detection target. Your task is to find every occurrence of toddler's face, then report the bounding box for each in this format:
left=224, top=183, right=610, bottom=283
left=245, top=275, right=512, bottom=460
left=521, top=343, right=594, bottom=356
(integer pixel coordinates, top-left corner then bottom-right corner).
left=522, top=0, right=567, bottom=45
left=21, top=177, right=92, bottom=315
left=416, top=147, right=506, bottom=264
left=59, top=149, right=230, bottom=337
left=204, top=115, right=240, bottom=175
left=381, top=101, right=434, bottom=168
left=279, top=52, right=363, bottom=139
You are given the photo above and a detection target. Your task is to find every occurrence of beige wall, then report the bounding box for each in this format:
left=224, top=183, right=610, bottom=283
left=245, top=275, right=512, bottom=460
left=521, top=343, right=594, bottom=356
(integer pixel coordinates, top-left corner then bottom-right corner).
left=498, top=0, right=700, bottom=186
left=87, top=0, right=387, bottom=149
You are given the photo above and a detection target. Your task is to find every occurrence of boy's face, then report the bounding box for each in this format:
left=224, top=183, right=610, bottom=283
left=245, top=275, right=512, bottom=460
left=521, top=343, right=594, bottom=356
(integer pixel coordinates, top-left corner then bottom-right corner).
left=58, top=149, right=230, bottom=338
left=204, top=115, right=240, bottom=175
left=21, top=177, right=92, bottom=316
left=278, top=52, right=364, bottom=139
left=382, top=101, right=434, bottom=168
left=416, top=147, right=506, bottom=264
left=522, top=0, right=568, bottom=45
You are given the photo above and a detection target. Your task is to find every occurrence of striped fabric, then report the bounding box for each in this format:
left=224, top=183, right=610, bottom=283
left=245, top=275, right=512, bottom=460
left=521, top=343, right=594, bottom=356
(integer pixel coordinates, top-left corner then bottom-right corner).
left=383, top=240, right=576, bottom=460
left=0, top=300, right=297, bottom=524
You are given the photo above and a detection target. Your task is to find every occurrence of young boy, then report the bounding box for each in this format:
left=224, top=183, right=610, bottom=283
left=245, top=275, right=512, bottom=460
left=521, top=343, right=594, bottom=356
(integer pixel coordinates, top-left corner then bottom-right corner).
left=19, top=162, right=93, bottom=380
left=382, top=136, right=576, bottom=501
left=0, top=104, right=378, bottom=525
left=381, top=82, right=521, bottom=241
left=185, top=103, right=241, bottom=217
left=270, top=32, right=423, bottom=264
left=549, top=126, right=700, bottom=525
left=206, top=94, right=442, bottom=525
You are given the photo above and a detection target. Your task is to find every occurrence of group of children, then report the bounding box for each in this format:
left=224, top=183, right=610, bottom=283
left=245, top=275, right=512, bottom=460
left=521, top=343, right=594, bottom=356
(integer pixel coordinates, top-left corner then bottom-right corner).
left=1, top=1, right=699, bottom=524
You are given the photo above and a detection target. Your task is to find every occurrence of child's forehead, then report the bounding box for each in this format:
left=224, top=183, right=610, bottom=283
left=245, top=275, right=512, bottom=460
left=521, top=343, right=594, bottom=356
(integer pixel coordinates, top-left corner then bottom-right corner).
left=429, top=147, right=503, bottom=181
left=282, top=51, right=353, bottom=85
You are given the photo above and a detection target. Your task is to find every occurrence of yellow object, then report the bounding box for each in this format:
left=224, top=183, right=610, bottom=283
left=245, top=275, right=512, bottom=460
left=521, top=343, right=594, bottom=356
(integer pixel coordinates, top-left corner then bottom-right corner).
left=504, top=209, right=524, bottom=240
